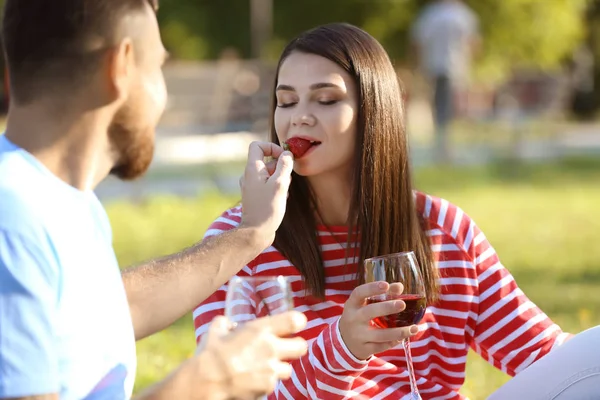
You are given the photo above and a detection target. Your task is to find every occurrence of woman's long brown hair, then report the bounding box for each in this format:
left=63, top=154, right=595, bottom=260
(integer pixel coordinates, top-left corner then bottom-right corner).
left=269, top=23, right=440, bottom=304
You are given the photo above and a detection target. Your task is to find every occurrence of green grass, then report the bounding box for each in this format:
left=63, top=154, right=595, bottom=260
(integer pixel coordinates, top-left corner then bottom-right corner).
left=106, top=156, right=600, bottom=399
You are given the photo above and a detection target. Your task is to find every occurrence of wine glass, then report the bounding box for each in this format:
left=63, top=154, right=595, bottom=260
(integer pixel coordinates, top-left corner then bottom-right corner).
left=225, top=275, right=294, bottom=329
left=364, top=251, right=426, bottom=400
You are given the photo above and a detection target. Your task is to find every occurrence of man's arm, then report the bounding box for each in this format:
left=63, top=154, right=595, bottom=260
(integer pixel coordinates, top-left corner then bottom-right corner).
left=123, top=142, right=294, bottom=340
left=122, top=225, right=268, bottom=340
left=132, top=354, right=227, bottom=400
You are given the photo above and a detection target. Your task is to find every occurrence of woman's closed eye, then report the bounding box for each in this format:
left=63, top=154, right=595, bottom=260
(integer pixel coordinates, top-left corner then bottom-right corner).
left=277, top=102, right=297, bottom=108
left=277, top=99, right=339, bottom=108
left=319, top=99, right=338, bottom=106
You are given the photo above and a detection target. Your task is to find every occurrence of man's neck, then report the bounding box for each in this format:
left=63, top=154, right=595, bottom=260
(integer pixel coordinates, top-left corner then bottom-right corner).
left=5, top=102, right=114, bottom=191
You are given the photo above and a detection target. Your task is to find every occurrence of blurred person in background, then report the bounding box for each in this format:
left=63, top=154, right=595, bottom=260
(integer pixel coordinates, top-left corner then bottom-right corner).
left=0, top=0, right=307, bottom=399
left=410, top=0, right=481, bottom=163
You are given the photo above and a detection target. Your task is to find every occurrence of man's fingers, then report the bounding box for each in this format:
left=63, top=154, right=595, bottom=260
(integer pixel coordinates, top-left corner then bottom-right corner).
left=269, top=151, right=294, bottom=182
left=196, top=316, right=231, bottom=355
left=273, top=337, right=308, bottom=361
left=348, top=281, right=389, bottom=308
left=273, top=361, right=294, bottom=380
left=245, top=142, right=287, bottom=181
left=265, top=159, right=278, bottom=176
left=208, top=315, right=231, bottom=335
left=241, top=361, right=290, bottom=399
left=249, top=311, right=307, bottom=336
left=247, top=141, right=285, bottom=167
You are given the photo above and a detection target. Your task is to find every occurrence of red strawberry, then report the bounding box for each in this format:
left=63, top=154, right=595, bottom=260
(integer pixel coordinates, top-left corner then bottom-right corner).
left=283, top=137, right=312, bottom=158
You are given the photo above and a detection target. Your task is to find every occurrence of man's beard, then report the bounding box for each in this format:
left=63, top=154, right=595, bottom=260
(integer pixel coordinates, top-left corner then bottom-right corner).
left=108, top=102, right=155, bottom=181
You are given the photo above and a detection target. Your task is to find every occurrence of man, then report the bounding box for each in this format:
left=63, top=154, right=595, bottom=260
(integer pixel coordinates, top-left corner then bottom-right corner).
left=410, top=0, right=481, bottom=162
left=0, top=1, right=307, bottom=399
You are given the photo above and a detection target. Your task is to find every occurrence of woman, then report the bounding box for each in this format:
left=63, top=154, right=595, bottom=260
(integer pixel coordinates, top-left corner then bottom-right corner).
left=193, top=23, right=573, bottom=399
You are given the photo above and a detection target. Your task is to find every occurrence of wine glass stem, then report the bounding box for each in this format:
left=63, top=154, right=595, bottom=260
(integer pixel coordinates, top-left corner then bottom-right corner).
left=402, top=338, right=422, bottom=399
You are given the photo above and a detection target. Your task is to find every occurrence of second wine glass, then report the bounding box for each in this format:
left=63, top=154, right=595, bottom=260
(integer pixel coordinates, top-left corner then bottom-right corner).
left=225, top=275, right=294, bottom=329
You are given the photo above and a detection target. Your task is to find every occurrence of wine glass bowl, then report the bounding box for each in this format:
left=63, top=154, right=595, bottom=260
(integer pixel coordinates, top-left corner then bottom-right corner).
left=364, top=251, right=427, bottom=329
left=225, top=275, right=294, bottom=329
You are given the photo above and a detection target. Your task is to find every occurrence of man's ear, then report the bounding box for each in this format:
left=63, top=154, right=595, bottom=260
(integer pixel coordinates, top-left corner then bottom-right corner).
left=105, top=38, right=136, bottom=103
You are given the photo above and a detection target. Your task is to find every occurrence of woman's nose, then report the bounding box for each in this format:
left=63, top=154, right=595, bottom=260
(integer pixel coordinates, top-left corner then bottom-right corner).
left=291, top=108, right=316, bottom=126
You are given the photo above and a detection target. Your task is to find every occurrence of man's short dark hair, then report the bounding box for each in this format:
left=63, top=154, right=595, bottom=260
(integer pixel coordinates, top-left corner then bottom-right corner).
left=1, top=0, right=159, bottom=105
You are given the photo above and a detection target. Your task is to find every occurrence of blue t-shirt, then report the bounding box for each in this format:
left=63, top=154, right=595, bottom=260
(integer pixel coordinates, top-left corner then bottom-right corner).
left=0, top=135, right=136, bottom=399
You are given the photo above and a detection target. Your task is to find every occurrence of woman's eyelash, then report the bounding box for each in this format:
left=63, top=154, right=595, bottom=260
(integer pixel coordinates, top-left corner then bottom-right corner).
left=319, top=100, right=338, bottom=105
left=277, top=103, right=296, bottom=108
left=277, top=99, right=338, bottom=108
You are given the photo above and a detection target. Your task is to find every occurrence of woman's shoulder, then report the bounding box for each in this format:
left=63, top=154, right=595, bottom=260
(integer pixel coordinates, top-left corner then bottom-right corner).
left=414, top=190, right=478, bottom=251
left=414, top=191, right=463, bottom=224
left=204, top=204, right=243, bottom=238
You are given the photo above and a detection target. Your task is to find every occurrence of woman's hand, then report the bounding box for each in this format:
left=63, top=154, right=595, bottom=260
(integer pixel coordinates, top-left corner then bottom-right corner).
left=338, top=281, right=418, bottom=360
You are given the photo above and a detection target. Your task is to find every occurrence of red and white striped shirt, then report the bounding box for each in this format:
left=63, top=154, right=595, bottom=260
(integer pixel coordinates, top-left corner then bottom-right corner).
left=193, top=192, right=571, bottom=399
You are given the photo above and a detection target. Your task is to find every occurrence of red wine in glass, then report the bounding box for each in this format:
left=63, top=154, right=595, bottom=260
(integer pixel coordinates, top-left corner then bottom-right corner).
left=367, top=294, right=426, bottom=328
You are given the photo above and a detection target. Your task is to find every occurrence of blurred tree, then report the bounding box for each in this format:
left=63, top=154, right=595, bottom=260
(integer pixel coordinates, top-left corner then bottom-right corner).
left=463, top=0, right=588, bottom=83
left=157, top=0, right=251, bottom=60
left=581, top=0, right=600, bottom=117
left=156, top=0, right=587, bottom=84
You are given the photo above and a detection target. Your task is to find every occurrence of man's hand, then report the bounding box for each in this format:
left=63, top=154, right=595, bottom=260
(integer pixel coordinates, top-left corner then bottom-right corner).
left=195, top=311, right=308, bottom=399
left=238, top=141, right=294, bottom=249
left=135, top=311, right=308, bottom=400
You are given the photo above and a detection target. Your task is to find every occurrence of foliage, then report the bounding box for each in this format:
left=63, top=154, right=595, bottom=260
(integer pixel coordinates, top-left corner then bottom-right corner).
left=465, top=0, right=588, bottom=82
left=156, top=0, right=588, bottom=83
